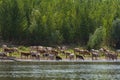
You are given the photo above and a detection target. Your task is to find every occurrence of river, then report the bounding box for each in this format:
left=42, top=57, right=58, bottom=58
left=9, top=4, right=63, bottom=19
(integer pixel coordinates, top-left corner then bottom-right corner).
left=0, top=60, right=119, bottom=80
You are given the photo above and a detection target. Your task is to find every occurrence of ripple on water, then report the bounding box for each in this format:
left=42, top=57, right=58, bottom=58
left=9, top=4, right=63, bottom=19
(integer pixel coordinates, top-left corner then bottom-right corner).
left=0, top=62, right=120, bottom=80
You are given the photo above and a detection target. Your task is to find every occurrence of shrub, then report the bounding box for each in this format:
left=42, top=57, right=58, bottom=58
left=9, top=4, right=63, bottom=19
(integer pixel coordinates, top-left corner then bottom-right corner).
left=87, top=27, right=103, bottom=49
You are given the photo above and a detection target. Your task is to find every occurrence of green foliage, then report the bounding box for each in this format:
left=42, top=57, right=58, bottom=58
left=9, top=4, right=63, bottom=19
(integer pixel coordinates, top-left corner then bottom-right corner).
left=0, top=0, right=119, bottom=48
left=0, top=0, right=27, bottom=41
left=50, top=30, right=63, bottom=44
left=109, top=19, right=120, bottom=48
left=87, top=27, right=104, bottom=49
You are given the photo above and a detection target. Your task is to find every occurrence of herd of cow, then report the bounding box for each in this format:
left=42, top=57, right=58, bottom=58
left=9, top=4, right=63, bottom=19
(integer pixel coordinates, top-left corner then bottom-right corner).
left=0, top=45, right=119, bottom=61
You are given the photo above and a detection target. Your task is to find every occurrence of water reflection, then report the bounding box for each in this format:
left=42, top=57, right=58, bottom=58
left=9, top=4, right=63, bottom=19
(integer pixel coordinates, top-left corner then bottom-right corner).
left=0, top=61, right=119, bottom=80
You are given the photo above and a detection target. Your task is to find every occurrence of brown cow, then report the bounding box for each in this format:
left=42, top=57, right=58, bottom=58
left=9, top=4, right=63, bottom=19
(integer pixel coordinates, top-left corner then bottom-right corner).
left=100, top=48, right=118, bottom=60
left=91, top=49, right=99, bottom=60
left=0, top=52, right=7, bottom=59
left=69, top=54, right=74, bottom=60
left=62, top=51, right=71, bottom=59
left=30, top=51, right=40, bottom=59
left=21, top=52, right=31, bottom=59
left=76, top=54, right=84, bottom=60
left=2, top=45, right=19, bottom=56
left=74, top=48, right=90, bottom=56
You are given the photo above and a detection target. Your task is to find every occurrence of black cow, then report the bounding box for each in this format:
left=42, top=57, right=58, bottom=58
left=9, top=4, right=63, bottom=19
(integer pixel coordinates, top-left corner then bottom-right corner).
left=56, top=56, right=62, bottom=60
left=76, top=55, right=84, bottom=60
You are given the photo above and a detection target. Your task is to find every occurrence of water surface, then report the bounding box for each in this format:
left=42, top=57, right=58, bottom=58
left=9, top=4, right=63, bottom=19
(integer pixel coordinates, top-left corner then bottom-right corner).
left=0, top=61, right=119, bottom=80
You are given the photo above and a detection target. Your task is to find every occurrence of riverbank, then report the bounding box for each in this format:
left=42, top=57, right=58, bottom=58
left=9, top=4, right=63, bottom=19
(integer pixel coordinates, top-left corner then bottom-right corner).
left=0, top=58, right=119, bottom=63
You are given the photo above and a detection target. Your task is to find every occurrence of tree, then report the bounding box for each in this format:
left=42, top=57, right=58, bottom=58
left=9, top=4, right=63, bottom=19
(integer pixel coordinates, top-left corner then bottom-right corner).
left=0, top=0, right=119, bottom=47
left=0, top=0, right=26, bottom=42
left=109, top=19, right=120, bottom=48
left=87, top=26, right=104, bottom=49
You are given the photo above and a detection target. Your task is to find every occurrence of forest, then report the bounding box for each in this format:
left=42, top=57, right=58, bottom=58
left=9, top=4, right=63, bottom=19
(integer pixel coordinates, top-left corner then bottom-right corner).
left=0, top=0, right=120, bottom=49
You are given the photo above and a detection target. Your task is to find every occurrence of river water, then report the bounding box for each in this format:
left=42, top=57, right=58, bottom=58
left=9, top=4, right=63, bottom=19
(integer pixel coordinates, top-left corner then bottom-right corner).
left=0, top=61, right=120, bottom=80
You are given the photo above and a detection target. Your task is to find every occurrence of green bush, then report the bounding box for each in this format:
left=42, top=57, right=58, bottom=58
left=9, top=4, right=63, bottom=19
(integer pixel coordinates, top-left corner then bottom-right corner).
left=87, top=27, right=104, bottom=49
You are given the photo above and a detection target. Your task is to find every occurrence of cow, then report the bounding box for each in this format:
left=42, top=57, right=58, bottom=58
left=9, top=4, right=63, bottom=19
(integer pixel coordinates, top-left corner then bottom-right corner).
left=56, top=56, right=62, bottom=60
left=91, top=49, right=99, bottom=60
left=76, top=54, right=84, bottom=60
left=21, top=52, right=31, bottom=59
left=100, top=48, right=118, bottom=60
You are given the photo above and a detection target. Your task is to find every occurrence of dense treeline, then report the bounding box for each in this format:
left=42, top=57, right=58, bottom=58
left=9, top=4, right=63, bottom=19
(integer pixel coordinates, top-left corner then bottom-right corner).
left=0, top=0, right=120, bottom=49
